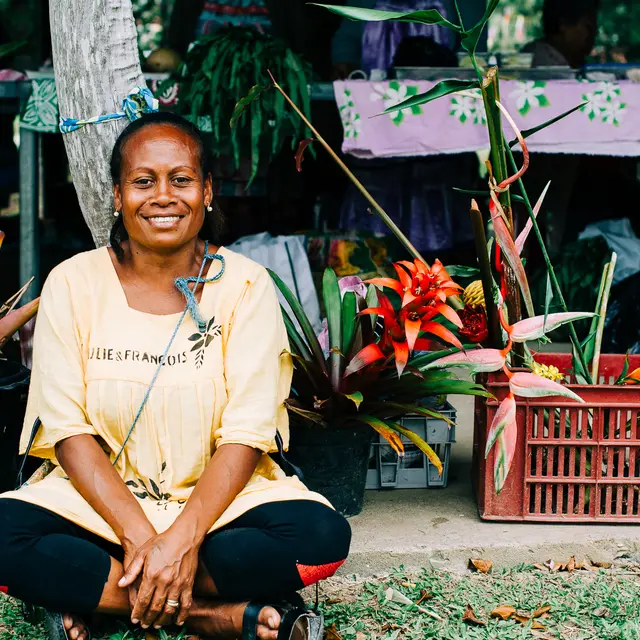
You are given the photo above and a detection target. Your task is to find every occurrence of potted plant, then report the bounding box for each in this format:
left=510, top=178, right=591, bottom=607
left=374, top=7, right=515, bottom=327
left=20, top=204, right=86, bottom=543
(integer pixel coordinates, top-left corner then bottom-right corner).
left=271, top=261, right=491, bottom=516
left=157, top=26, right=312, bottom=185
left=0, top=230, right=39, bottom=491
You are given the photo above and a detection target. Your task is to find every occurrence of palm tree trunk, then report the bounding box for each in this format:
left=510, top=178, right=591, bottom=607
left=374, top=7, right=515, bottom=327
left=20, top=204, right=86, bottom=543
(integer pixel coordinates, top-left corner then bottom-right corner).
left=49, top=0, right=145, bottom=246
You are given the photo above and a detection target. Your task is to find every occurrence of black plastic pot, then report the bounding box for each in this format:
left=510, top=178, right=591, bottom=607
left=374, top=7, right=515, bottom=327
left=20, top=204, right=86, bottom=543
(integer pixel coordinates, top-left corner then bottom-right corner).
left=0, top=360, right=30, bottom=492
left=287, top=424, right=372, bottom=517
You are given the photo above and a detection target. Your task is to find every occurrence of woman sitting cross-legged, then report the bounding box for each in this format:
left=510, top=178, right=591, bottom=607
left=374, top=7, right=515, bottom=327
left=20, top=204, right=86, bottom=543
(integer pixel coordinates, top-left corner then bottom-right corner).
left=0, top=111, right=351, bottom=640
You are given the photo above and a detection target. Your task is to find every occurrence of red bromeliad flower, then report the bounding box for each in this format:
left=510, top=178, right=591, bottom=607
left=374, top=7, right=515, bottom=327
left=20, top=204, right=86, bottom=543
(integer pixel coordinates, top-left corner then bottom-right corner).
left=348, top=259, right=464, bottom=377
left=458, top=306, right=489, bottom=344
left=368, top=258, right=462, bottom=308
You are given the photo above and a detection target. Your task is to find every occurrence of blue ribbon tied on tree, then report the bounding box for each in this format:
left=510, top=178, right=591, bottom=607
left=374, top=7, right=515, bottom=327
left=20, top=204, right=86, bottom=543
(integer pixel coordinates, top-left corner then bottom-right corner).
left=59, top=87, right=159, bottom=134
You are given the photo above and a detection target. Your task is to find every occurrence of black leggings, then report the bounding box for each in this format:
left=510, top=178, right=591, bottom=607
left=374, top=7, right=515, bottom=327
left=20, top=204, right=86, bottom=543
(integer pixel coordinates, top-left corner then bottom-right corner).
left=0, top=498, right=351, bottom=613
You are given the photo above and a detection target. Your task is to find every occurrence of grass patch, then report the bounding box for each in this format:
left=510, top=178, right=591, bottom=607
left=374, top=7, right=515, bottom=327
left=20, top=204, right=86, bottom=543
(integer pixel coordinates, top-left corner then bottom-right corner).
left=322, top=565, right=640, bottom=640
left=0, top=596, right=43, bottom=640
left=3, top=565, right=640, bottom=639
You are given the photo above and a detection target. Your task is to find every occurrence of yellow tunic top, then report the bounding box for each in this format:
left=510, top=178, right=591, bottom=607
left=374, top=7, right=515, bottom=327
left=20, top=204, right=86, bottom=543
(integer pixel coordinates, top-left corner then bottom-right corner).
left=1, top=246, right=328, bottom=544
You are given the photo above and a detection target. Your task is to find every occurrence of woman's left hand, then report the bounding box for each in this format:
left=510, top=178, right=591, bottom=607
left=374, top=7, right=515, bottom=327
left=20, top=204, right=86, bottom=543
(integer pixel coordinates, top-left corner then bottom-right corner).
left=119, top=524, right=200, bottom=629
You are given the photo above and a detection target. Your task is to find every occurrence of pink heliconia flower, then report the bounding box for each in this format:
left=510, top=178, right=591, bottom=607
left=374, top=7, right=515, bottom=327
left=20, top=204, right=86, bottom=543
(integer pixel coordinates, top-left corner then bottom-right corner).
left=509, top=312, right=596, bottom=343
left=422, top=348, right=506, bottom=373
left=484, top=391, right=519, bottom=493
left=485, top=392, right=516, bottom=458
left=494, top=413, right=518, bottom=494
left=509, top=372, right=584, bottom=403
left=490, top=208, right=535, bottom=318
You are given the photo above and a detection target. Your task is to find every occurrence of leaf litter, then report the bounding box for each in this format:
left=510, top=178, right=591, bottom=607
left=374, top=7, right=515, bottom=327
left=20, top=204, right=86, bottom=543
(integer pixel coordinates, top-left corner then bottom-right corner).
left=318, top=564, right=640, bottom=640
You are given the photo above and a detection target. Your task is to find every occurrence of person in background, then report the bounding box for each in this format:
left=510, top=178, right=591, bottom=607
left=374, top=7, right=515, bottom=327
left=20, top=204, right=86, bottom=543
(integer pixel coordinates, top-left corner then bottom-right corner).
left=518, top=0, right=600, bottom=260
left=521, top=0, right=599, bottom=69
left=338, top=36, right=479, bottom=259
left=331, top=0, right=451, bottom=79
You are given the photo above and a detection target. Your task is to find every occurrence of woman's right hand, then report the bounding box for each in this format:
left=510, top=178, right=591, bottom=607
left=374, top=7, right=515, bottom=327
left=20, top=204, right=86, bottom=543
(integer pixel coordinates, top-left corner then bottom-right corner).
left=121, top=528, right=157, bottom=610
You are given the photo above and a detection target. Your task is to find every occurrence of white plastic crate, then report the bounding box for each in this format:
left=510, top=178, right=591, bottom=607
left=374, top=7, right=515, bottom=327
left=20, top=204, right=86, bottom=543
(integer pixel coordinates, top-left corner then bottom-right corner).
left=366, top=403, right=456, bottom=489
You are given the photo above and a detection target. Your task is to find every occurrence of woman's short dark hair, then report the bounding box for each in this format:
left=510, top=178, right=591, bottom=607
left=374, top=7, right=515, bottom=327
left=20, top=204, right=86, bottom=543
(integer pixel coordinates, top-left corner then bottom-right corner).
left=109, top=111, right=224, bottom=260
left=542, top=0, right=599, bottom=37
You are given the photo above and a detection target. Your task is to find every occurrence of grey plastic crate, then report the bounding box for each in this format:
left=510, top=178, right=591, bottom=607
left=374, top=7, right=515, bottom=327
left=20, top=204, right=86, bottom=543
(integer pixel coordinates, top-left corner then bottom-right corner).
left=366, top=403, right=456, bottom=490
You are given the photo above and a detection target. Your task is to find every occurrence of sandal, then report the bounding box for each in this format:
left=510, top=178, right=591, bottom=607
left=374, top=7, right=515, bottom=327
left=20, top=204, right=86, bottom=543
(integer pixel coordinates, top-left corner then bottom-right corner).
left=44, top=611, right=91, bottom=640
left=242, top=595, right=323, bottom=640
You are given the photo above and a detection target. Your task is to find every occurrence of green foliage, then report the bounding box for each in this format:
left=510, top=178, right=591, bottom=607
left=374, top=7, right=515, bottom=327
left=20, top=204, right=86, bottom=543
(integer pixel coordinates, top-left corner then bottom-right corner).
left=379, top=79, right=479, bottom=116
left=597, top=0, right=640, bottom=51
left=312, top=4, right=460, bottom=32
left=132, top=0, right=171, bottom=52
left=531, top=237, right=609, bottom=342
left=0, top=40, right=26, bottom=59
left=168, top=28, right=311, bottom=185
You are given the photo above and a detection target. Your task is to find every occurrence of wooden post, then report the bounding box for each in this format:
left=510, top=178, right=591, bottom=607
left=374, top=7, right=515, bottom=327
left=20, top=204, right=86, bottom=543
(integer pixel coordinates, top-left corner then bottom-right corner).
left=49, top=0, right=146, bottom=246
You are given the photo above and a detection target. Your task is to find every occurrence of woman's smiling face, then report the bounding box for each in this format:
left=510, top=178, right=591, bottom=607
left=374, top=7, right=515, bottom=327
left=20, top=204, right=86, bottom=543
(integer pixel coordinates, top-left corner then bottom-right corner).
left=113, top=123, right=213, bottom=254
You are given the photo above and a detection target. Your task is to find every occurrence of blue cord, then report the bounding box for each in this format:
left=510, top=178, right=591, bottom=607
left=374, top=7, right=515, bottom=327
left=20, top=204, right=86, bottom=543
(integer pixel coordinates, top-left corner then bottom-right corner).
left=112, top=242, right=225, bottom=467
left=59, top=87, right=159, bottom=134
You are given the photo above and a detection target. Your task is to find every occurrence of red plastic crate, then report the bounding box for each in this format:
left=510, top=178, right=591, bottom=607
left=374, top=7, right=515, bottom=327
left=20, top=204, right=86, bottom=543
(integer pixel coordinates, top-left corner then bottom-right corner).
left=473, top=354, right=640, bottom=523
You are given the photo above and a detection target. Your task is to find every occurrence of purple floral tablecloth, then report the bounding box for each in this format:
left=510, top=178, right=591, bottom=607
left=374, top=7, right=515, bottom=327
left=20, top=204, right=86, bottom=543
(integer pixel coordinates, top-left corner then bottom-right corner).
left=335, top=79, right=640, bottom=158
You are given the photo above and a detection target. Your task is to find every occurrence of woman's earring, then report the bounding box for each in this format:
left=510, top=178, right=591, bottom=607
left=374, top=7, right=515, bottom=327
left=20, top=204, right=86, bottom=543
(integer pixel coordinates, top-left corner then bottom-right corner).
left=113, top=210, right=120, bottom=217
left=206, top=204, right=213, bottom=212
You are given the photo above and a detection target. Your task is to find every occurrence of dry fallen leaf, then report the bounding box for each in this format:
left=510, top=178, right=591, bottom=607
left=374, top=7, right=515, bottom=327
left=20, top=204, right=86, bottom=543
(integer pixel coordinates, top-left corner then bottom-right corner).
left=533, top=563, right=547, bottom=571
left=417, top=590, right=434, bottom=605
left=490, top=605, right=516, bottom=620
left=462, top=604, right=487, bottom=626
left=325, top=598, right=342, bottom=605
left=532, top=605, right=552, bottom=618
left=381, top=623, right=401, bottom=631
left=325, top=624, right=343, bottom=640
left=592, top=560, right=612, bottom=569
left=593, top=606, right=611, bottom=618
left=401, top=581, right=417, bottom=588
left=469, top=558, right=493, bottom=574
left=531, top=620, right=547, bottom=630
left=575, top=559, right=584, bottom=570
left=514, top=614, right=531, bottom=625
left=355, top=633, right=367, bottom=640
left=567, top=556, right=576, bottom=573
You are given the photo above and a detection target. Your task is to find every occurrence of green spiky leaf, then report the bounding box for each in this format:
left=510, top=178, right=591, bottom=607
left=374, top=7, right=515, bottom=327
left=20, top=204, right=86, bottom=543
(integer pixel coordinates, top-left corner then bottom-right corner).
left=311, top=4, right=461, bottom=32
left=323, top=268, right=343, bottom=389
left=341, top=291, right=357, bottom=357
left=269, top=269, right=327, bottom=373
left=379, top=79, right=479, bottom=116
left=230, top=84, right=267, bottom=128
left=508, top=103, right=587, bottom=148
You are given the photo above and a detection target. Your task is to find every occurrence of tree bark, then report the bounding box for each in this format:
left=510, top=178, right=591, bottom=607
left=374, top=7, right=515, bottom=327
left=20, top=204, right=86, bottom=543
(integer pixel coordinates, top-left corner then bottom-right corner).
left=49, top=0, right=145, bottom=246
